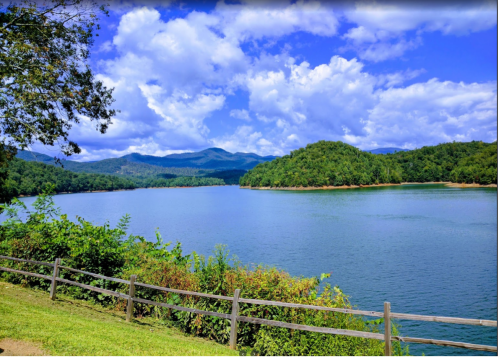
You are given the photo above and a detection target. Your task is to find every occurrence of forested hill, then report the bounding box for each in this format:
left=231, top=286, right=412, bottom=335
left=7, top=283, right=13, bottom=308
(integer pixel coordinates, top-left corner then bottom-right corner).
left=240, top=141, right=403, bottom=188
left=240, top=141, right=497, bottom=188
left=389, top=141, right=497, bottom=184
left=0, top=158, right=136, bottom=201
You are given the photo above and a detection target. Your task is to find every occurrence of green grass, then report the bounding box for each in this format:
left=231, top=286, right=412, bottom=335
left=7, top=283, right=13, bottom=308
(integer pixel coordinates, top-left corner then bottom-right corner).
left=0, top=281, right=238, bottom=356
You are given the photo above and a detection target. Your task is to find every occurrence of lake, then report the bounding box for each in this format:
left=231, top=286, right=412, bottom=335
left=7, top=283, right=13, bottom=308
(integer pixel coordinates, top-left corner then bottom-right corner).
left=15, top=184, right=498, bottom=355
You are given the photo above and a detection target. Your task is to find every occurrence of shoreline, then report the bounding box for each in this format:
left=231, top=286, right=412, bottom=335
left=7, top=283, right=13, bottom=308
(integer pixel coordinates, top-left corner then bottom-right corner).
left=15, top=182, right=497, bottom=198
left=240, top=182, right=497, bottom=191
left=18, top=188, right=136, bottom=198
left=137, top=185, right=229, bottom=190
left=17, top=185, right=232, bottom=198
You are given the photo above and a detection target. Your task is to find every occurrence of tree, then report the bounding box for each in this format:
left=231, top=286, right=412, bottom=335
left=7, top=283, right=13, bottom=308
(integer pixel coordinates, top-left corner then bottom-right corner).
left=0, top=0, right=116, bottom=157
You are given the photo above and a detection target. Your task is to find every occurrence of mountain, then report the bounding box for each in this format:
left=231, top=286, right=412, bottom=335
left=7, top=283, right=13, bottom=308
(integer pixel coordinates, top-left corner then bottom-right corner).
left=15, top=147, right=276, bottom=181
left=15, top=153, right=210, bottom=177
left=15, top=150, right=60, bottom=163
left=121, top=148, right=278, bottom=170
left=366, top=147, right=409, bottom=154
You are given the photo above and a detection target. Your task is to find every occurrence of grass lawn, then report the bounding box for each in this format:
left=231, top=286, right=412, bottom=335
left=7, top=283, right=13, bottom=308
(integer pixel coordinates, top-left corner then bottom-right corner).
left=0, top=281, right=238, bottom=356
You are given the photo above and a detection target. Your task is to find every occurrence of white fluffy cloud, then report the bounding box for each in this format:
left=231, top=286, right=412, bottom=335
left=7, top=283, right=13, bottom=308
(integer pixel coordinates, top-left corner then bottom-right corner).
left=342, top=1, right=497, bottom=61
left=246, top=56, right=378, bottom=140
left=210, top=125, right=282, bottom=156
left=215, top=0, right=339, bottom=43
left=360, top=79, right=498, bottom=148
left=230, top=109, right=252, bottom=121
left=214, top=56, right=496, bottom=155
left=59, top=1, right=496, bottom=161
left=70, top=7, right=246, bottom=159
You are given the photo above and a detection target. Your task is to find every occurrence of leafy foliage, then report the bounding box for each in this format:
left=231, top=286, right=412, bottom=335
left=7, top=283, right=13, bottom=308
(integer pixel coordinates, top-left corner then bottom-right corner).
left=0, top=0, right=116, bottom=156
left=1, top=158, right=136, bottom=199
left=134, top=176, right=225, bottom=188
left=0, top=158, right=228, bottom=202
left=0, top=193, right=406, bottom=355
left=388, top=141, right=497, bottom=184
left=240, top=141, right=403, bottom=187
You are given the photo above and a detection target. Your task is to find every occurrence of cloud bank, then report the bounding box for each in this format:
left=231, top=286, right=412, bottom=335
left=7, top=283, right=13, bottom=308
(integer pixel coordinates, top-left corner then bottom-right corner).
left=57, top=1, right=496, bottom=161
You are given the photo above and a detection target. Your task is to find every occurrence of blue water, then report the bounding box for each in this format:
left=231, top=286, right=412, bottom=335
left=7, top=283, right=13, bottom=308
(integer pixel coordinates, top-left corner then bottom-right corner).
left=14, top=184, right=498, bottom=355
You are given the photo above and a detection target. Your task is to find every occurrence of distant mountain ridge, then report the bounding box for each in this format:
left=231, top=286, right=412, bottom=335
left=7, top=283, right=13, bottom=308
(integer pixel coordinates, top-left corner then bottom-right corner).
left=16, top=147, right=278, bottom=174
left=15, top=150, right=60, bottom=163
left=121, top=148, right=278, bottom=170
left=366, top=147, right=409, bottom=154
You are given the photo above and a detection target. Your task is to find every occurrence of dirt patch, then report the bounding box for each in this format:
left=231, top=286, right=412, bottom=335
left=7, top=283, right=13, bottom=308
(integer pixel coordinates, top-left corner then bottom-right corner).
left=444, top=182, right=497, bottom=188
left=240, top=183, right=402, bottom=190
left=240, top=181, right=497, bottom=190
left=0, top=339, right=47, bottom=356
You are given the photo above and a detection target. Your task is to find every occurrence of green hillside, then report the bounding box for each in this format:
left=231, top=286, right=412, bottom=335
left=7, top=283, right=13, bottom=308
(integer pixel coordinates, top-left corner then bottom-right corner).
left=0, top=158, right=136, bottom=200
left=0, top=158, right=227, bottom=202
left=240, top=141, right=497, bottom=188
left=240, top=141, right=403, bottom=188
left=388, top=141, right=497, bottom=184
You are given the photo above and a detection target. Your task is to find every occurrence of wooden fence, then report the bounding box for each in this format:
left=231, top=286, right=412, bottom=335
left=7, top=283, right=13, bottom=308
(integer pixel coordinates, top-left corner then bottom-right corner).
left=0, top=255, right=497, bottom=355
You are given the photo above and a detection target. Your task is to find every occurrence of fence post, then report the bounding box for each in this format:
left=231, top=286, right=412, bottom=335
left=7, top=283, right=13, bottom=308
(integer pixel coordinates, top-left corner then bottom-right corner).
left=229, top=289, right=241, bottom=350
left=49, top=258, right=60, bottom=300
left=384, top=302, right=391, bottom=356
left=126, top=275, right=136, bottom=322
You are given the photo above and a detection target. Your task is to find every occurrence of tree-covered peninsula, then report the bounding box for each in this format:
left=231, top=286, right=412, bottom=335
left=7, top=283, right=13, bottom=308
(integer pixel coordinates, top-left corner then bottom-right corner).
left=240, top=141, right=497, bottom=188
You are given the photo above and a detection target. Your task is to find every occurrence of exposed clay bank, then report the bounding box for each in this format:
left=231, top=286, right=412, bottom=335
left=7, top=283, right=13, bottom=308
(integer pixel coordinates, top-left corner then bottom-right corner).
left=240, top=182, right=497, bottom=190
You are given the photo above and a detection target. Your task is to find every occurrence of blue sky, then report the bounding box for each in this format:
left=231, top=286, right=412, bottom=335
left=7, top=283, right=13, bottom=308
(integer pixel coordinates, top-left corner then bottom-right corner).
left=36, top=0, right=497, bottom=161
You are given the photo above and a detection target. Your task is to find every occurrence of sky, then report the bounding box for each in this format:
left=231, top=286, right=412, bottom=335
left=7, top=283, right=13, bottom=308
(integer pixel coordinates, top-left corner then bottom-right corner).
left=33, top=0, right=498, bottom=161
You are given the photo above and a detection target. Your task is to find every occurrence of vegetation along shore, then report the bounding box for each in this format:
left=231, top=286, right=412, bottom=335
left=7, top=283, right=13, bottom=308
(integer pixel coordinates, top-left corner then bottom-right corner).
left=241, top=182, right=497, bottom=191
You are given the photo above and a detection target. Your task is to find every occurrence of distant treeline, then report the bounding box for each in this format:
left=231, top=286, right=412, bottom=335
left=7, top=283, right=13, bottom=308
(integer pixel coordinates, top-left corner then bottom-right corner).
left=202, top=169, right=247, bottom=185
left=240, top=141, right=497, bottom=188
left=0, top=158, right=136, bottom=201
left=0, top=158, right=225, bottom=202
left=130, top=176, right=224, bottom=188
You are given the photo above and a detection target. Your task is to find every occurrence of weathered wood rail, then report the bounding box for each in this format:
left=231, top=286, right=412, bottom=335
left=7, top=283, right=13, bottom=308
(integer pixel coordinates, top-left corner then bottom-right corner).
left=0, top=255, right=497, bottom=355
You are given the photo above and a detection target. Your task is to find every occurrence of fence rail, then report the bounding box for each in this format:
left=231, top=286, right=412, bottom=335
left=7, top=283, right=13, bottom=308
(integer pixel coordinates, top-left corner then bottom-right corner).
left=0, top=255, right=497, bottom=355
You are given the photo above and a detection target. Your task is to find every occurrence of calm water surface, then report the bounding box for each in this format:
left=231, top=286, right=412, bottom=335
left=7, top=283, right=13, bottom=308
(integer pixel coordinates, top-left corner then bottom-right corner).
left=16, top=184, right=498, bottom=355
